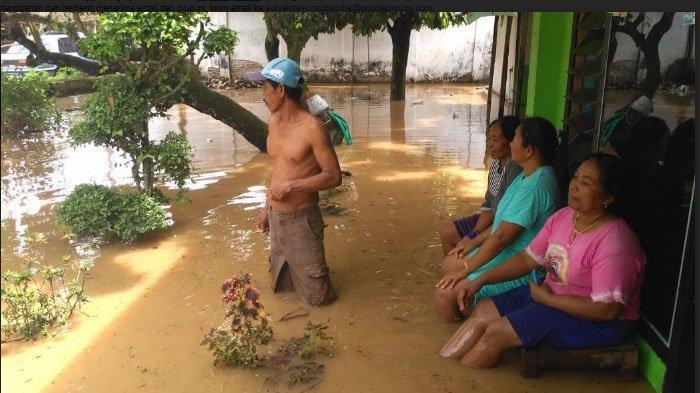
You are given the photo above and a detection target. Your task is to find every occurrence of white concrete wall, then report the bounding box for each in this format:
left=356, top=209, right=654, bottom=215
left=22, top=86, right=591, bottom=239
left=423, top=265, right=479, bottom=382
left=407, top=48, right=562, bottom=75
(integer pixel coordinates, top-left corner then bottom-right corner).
left=203, top=12, right=494, bottom=83
left=609, top=12, right=694, bottom=83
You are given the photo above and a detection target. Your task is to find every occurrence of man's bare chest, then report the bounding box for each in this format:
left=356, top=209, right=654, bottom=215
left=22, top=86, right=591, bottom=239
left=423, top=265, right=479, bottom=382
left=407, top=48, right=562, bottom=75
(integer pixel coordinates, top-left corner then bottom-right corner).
left=268, top=132, right=313, bottom=164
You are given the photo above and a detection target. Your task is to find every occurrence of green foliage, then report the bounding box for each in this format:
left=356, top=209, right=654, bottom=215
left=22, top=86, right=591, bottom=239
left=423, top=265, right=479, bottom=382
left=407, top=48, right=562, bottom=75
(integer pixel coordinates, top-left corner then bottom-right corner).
left=202, top=27, right=239, bottom=57
left=79, top=12, right=209, bottom=70
left=320, top=183, right=351, bottom=199
left=70, top=12, right=238, bottom=197
left=279, top=322, right=333, bottom=360
left=201, top=273, right=273, bottom=367
left=343, top=12, right=466, bottom=100
left=349, top=12, right=467, bottom=36
left=52, top=67, right=85, bottom=81
left=111, top=191, right=170, bottom=243
left=153, top=132, right=194, bottom=190
left=1, top=73, right=59, bottom=134
left=70, top=74, right=193, bottom=196
left=69, top=74, right=150, bottom=156
left=56, top=184, right=168, bottom=243
left=288, top=362, right=324, bottom=386
left=1, top=233, right=93, bottom=342
left=264, top=13, right=348, bottom=63
left=201, top=274, right=335, bottom=388
left=77, top=13, right=218, bottom=113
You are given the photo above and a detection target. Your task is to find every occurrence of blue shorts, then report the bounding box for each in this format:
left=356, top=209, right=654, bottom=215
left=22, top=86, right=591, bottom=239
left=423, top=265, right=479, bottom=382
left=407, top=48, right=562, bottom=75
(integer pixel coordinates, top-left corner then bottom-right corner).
left=491, top=285, right=635, bottom=349
left=453, top=213, right=480, bottom=239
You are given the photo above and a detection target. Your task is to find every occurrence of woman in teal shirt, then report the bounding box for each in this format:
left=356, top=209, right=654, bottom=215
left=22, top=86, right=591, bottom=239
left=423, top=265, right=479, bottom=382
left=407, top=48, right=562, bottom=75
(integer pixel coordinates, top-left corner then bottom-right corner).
left=435, top=117, right=560, bottom=322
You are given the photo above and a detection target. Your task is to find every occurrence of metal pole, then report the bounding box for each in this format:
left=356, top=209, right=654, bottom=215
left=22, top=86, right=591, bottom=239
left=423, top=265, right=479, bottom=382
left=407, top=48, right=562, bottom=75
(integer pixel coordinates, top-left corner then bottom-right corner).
left=592, top=14, right=613, bottom=152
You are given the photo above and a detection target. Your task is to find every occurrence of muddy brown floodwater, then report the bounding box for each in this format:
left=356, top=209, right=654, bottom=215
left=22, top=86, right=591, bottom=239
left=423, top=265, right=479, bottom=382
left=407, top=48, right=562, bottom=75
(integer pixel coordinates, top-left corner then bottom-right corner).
left=1, top=84, right=663, bottom=393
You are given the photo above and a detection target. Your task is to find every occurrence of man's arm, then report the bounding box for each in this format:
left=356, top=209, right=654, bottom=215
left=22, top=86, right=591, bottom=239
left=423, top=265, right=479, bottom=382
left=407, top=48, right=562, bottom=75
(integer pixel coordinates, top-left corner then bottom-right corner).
left=289, top=119, right=342, bottom=193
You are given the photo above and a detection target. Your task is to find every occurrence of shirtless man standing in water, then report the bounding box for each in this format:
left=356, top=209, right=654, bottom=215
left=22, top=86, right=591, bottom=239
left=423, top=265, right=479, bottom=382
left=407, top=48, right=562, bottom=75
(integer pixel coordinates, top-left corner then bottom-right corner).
left=247, top=58, right=341, bottom=307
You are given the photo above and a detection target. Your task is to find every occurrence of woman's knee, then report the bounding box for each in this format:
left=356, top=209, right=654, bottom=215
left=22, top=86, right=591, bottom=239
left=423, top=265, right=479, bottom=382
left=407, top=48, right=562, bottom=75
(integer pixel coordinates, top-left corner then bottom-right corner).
left=439, top=221, right=454, bottom=240
left=434, top=286, right=456, bottom=304
left=458, top=318, right=514, bottom=367
left=440, top=254, right=464, bottom=274
left=439, top=255, right=452, bottom=273
left=472, top=299, right=498, bottom=320
left=480, top=317, right=519, bottom=348
left=434, top=288, right=461, bottom=321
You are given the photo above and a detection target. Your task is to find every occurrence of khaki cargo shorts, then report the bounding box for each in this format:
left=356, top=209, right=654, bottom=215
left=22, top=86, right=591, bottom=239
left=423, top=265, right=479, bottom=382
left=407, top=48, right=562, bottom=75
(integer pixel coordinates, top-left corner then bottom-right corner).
left=268, top=204, right=337, bottom=307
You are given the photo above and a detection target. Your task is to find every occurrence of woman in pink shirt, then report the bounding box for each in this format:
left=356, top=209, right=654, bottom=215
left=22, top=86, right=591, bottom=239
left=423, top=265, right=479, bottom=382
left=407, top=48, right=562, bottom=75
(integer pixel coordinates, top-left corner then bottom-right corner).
left=438, top=153, right=646, bottom=368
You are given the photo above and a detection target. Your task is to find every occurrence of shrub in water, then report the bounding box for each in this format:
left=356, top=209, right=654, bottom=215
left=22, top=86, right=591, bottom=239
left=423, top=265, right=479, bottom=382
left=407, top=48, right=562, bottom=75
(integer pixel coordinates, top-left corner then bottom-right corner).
left=278, top=322, right=333, bottom=360
left=201, top=274, right=334, bottom=388
left=57, top=184, right=168, bottom=243
left=1, top=73, right=59, bottom=134
left=1, top=233, right=93, bottom=342
left=201, top=273, right=273, bottom=367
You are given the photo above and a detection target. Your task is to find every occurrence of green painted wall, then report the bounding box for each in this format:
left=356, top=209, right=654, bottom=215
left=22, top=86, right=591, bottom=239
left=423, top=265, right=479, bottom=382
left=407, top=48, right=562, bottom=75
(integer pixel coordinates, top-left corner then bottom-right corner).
left=524, top=12, right=574, bottom=129
left=635, top=335, right=667, bottom=393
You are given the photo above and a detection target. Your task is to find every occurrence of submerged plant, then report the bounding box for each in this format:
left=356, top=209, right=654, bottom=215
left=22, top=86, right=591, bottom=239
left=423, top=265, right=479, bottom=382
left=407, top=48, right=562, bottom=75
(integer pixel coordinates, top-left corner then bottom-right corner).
left=1, top=72, right=60, bottom=134
left=288, top=361, right=324, bottom=386
left=201, top=273, right=273, bottom=367
left=202, top=274, right=334, bottom=388
left=278, top=322, right=333, bottom=360
left=0, top=233, right=93, bottom=342
left=319, top=199, right=348, bottom=216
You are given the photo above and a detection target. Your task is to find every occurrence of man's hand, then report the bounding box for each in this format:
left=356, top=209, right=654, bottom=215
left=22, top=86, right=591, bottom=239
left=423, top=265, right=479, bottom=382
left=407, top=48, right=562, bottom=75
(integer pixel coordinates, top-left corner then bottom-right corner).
left=436, top=269, right=467, bottom=290
left=256, top=211, right=270, bottom=233
left=457, top=278, right=483, bottom=311
left=529, top=281, right=552, bottom=305
left=270, top=181, right=293, bottom=202
left=448, top=237, right=474, bottom=258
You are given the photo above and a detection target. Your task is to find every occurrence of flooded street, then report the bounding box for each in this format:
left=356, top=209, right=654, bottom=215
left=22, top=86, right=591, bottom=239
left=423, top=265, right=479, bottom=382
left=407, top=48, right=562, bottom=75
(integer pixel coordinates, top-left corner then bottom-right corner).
left=2, top=84, right=656, bottom=393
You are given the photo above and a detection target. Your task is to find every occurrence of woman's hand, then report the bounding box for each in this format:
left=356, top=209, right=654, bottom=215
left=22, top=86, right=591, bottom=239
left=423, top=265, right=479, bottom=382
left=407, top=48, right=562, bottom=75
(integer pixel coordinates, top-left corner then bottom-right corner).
left=528, top=281, right=552, bottom=305
left=448, top=237, right=474, bottom=258
left=457, top=278, right=483, bottom=311
left=436, top=270, right=467, bottom=290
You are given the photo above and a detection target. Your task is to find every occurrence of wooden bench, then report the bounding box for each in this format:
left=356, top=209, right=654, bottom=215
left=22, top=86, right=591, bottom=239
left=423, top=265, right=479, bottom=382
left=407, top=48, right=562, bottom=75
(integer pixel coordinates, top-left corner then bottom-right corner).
left=520, top=342, right=639, bottom=381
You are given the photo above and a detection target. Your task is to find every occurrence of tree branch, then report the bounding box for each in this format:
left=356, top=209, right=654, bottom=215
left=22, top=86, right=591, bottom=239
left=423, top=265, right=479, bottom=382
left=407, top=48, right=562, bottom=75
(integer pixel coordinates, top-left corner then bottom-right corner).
left=28, top=21, right=46, bottom=51
left=613, top=14, right=646, bottom=48
left=136, top=44, right=148, bottom=79
left=629, top=12, right=644, bottom=30
left=153, top=75, right=189, bottom=107
left=72, top=12, right=89, bottom=36
left=7, top=22, right=102, bottom=75
left=645, top=12, right=674, bottom=48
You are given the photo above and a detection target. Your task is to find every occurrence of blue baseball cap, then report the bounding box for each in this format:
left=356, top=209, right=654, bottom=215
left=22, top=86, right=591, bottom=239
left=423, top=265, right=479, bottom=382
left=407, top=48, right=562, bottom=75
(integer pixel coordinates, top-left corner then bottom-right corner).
left=246, top=57, right=304, bottom=88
